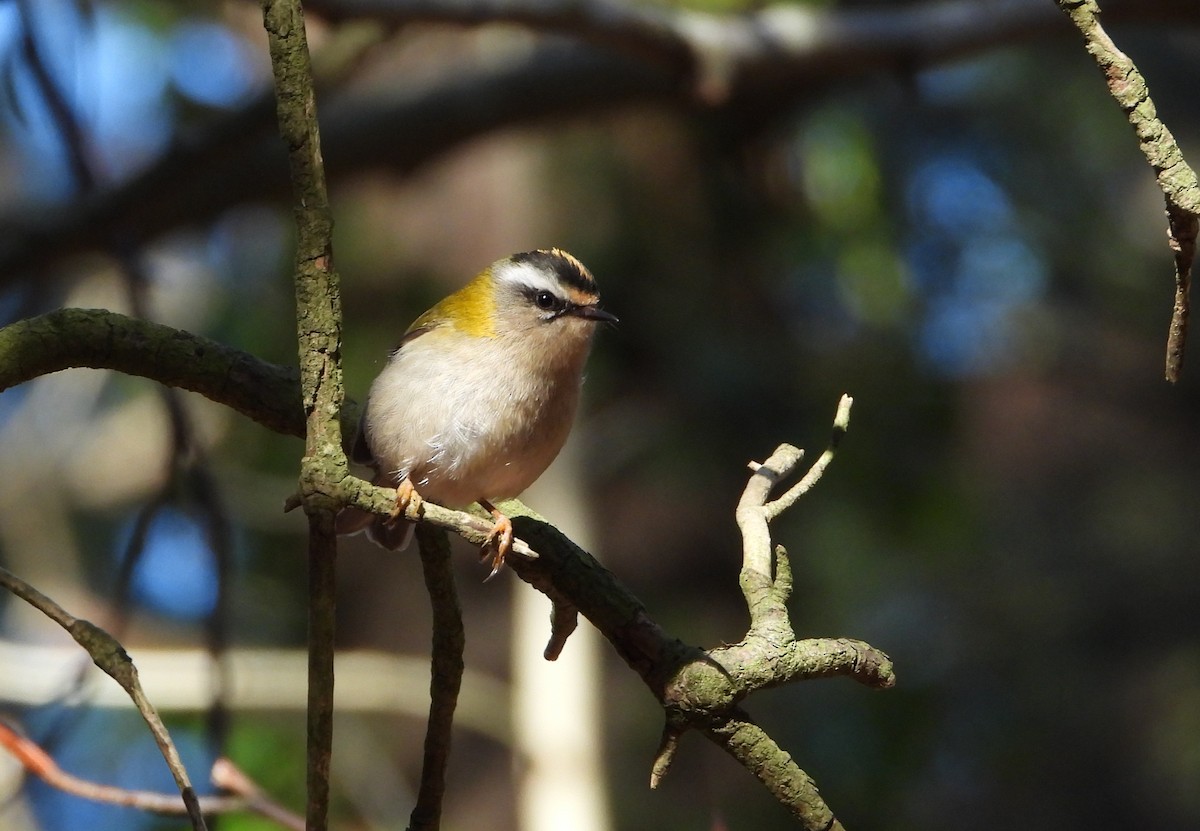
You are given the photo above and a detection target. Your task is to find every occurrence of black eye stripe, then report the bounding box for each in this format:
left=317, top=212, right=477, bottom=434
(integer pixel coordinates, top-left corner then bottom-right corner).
left=522, top=285, right=567, bottom=314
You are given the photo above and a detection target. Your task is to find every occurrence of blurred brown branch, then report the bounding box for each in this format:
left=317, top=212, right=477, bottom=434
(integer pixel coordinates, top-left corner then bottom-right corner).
left=0, top=567, right=209, bottom=831
left=0, top=722, right=304, bottom=830
left=0, top=0, right=1192, bottom=283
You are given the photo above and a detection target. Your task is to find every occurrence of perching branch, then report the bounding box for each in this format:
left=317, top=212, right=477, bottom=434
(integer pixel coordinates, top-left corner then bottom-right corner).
left=0, top=567, right=210, bottom=831
left=1057, top=0, right=1199, bottom=381
left=0, top=308, right=543, bottom=562
left=0, top=307, right=891, bottom=826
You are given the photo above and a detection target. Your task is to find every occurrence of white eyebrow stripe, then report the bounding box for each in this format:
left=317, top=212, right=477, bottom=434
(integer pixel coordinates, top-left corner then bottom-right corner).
left=494, top=261, right=563, bottom=296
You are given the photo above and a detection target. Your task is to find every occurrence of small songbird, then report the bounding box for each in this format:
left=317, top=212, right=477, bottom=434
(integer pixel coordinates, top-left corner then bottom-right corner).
left=337, top=248, right=617, bottom=575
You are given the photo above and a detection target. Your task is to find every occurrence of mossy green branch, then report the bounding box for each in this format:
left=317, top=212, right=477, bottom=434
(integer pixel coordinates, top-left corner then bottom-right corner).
left=709, top=717, right=844, bottom=831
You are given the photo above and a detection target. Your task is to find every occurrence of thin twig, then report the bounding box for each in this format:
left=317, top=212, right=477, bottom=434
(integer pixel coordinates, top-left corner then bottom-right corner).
left=0, top=722, right=304, bottom=830
left=649, top=723, right=683, bottom=789
left=1057, top=0, right=1199, bottom=381
left=0, top=721, right=236, bottom=817
left=211, top=757, right=307, bottom=831
left=410, top=525, right=465, bottom=831
left=734, top=395, right=853, bottom=635
left=764, top=394, right=853, bottom=521
left=15, top=0, right=94, bottom=192
left=302, top=517, right=338, bottom=831
left=0, top=568, right=209, bottom=831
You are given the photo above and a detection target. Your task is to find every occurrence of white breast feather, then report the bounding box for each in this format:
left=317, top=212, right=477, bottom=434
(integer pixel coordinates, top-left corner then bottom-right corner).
left=363, top=327, right=584, bottom=507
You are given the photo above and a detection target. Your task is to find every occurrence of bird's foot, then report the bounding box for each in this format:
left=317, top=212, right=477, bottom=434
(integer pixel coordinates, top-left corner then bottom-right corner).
left=479, top=499, right=513, bottom=581
left=389, top=477, right=422, bottom=524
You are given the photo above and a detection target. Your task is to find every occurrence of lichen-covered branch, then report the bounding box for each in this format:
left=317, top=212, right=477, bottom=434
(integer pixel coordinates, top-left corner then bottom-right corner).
left=641, top=398, right=890, bottom=828
left=1058, top=0, right=1199, bottom=381
left=499, top=401, right=892, bottom=830
left=706, top=716, right=844, bottom=831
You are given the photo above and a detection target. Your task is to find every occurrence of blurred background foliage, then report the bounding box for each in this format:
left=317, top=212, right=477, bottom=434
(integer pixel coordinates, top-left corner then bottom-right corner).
left=0, top=0, right=1198, bottom=829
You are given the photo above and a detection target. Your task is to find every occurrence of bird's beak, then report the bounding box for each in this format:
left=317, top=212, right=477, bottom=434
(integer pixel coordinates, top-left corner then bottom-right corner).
left=571, top=303, right=619, bottom=324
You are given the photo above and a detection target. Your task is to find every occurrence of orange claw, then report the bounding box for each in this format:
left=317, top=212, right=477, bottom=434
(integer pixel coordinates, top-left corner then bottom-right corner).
left=479, top=499, right=514, bottom=580
left=390, top=477, right=421, bottom=523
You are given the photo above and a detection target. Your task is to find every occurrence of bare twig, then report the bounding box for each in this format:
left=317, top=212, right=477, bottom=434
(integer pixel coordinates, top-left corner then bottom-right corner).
left=0, top=568, right=209, bottom=831
left=0, top=721, right=236, bottom=818
left=1057, top=0, right=1199, bottom=381
left=410, top=525, right=465, bottom=831
left=765, top=395, right=853, bottom=521
left=649, top=723, right=683, bottom=789
left=543, top=596, right=580, bottom=662
left=14, top=0, right=95, bottom=192
left=211, top=758, right=307, bottom=831
left=735, top=395, right=853, bottom=638
left=0, top=722, right=304, bottom=830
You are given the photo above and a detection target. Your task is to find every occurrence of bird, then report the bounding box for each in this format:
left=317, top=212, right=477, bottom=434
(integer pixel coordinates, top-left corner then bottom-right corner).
left=336, top=248, right=617, bottom=576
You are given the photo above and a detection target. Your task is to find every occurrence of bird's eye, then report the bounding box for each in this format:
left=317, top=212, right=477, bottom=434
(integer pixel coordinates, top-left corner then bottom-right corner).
left=535, top=291, right=558, bottom=310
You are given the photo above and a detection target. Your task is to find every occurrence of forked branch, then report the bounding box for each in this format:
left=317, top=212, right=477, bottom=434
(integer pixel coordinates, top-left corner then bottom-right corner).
left=503, top=396, right=893, bottom=830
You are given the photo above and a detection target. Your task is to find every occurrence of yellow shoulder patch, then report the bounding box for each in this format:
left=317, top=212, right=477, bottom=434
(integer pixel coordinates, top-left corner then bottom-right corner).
left=409, top=268, right=497, bottom=339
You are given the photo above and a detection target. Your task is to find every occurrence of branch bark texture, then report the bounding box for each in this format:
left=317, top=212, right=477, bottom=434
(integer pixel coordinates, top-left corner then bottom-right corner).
left=1057, top=0, right=1198, bottom=381
left=261, top=1, right=346, bottom=830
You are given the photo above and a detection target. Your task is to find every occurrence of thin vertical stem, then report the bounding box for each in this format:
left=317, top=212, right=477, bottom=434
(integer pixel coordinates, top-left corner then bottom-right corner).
left=260, top=1, right=345, bottom=829
left=409, top=526, right=465, bottom=831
